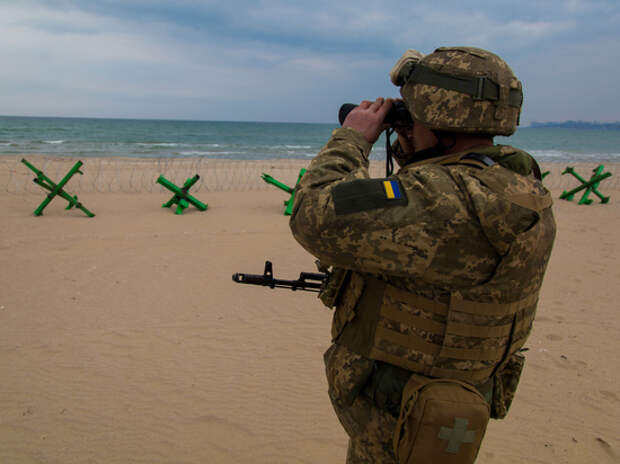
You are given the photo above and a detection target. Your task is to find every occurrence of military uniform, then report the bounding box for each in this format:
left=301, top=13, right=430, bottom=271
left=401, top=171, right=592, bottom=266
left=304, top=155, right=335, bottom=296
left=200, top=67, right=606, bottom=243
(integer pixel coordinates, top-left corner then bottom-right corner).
left=290, top=127, right=556, bottom=462
left=289, top=47, right=556, bottom=463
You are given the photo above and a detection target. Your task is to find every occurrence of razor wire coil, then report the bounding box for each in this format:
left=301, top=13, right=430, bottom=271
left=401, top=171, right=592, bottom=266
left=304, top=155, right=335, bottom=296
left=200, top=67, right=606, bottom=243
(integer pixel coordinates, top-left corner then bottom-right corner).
left=1, top=155, right=618, bottom=194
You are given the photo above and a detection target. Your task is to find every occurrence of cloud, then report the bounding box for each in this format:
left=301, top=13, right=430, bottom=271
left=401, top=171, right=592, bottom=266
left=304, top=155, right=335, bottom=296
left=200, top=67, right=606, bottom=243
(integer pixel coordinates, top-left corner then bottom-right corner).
left=0, top=0, right=619, bottom=122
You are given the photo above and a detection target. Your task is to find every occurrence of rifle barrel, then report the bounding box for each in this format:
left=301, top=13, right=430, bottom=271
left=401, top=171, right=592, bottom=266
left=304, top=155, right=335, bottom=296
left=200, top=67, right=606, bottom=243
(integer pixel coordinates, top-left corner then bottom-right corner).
left=232, top=266, right=326, bottom=292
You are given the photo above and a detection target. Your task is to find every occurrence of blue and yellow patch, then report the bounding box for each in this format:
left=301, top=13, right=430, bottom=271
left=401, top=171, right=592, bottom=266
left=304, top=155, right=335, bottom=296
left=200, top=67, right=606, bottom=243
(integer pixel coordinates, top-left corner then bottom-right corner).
left=333, top=177, right=408, bottom=215
left=383, top=180, right=402, bottom=199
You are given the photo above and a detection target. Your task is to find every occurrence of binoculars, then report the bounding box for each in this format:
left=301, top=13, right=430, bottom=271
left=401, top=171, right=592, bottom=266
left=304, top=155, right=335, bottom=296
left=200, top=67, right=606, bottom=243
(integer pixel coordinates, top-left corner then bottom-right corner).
left=338, top=100, right=412, bottom=127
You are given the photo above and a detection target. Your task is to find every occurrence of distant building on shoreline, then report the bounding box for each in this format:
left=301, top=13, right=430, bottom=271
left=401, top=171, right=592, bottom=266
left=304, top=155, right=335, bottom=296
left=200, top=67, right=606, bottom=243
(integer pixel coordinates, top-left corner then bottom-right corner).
left=530, top=120, right=620, bottom=130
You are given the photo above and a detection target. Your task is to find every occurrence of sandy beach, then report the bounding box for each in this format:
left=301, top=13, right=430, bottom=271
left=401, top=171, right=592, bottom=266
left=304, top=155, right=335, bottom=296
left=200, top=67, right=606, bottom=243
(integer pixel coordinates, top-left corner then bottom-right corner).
left=1, top=157, right=619, bottom=463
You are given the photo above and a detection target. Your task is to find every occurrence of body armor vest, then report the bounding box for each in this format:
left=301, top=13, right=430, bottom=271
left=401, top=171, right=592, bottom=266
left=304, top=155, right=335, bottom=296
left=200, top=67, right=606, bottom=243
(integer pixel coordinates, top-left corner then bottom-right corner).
left=327, top=151, right=555, bottom=385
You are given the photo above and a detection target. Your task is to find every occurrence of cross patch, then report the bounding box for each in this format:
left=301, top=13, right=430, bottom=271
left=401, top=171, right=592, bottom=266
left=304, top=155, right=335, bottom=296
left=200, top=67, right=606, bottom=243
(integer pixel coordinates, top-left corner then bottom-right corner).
left=438, top=417, right=476, bottom=454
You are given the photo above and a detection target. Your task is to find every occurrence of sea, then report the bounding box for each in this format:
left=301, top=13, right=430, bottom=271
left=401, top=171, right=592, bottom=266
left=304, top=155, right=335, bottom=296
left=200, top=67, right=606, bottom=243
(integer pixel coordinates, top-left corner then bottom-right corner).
left=1, top=115, right=619, bottom=164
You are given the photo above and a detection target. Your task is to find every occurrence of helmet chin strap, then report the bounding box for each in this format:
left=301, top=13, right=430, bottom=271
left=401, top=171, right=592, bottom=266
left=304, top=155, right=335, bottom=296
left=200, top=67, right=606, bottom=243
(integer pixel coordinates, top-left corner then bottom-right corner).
left=401, top=131, right=456, bottom=167
left=386, top=128, right=458, bottom=174
left=385, top=128, right=396, bottom=176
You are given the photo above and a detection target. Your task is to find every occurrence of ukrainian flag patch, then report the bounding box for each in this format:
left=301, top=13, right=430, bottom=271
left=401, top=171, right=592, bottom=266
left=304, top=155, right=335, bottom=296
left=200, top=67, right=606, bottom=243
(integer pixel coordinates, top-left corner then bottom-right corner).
left=383, top=180, right=402, bottom=199
left=333, top=177, right=408, bottom=215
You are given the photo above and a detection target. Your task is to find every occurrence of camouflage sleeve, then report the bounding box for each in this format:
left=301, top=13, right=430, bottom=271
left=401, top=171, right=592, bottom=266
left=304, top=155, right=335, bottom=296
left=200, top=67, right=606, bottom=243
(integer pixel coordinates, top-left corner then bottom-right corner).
left=289, top=128, right=501, bottom=287
left=293, top=127, right=374, bottom=188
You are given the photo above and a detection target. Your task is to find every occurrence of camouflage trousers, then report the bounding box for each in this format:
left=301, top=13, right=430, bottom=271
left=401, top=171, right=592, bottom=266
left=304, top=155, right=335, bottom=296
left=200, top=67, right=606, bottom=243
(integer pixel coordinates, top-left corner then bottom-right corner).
left=325, top=343, right=405, bottom=464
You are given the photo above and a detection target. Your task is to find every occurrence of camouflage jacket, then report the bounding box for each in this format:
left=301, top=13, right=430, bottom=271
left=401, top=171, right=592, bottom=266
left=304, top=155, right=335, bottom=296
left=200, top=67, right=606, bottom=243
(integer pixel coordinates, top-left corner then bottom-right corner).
left=290, top=127, right=550, bottom=284
left=289, top=127, right=556, bottom=385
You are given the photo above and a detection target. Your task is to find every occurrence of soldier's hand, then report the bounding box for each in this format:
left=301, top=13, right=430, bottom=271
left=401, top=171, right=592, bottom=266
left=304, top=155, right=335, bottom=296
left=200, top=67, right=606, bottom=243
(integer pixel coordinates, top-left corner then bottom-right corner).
left=343, top=98, right=393, bottom=144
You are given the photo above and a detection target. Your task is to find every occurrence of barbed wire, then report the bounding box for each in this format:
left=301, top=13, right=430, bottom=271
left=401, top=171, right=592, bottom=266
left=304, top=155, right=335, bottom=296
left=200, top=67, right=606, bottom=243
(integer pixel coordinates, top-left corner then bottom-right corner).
left=1, top=155, right=618, bottom=195
left=0, top=156, right=337, bottom=195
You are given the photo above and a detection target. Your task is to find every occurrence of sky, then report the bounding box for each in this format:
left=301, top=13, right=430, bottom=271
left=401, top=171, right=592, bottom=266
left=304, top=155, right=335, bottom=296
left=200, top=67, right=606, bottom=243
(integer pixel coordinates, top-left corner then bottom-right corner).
left=1, top=0, right=619, bottom=125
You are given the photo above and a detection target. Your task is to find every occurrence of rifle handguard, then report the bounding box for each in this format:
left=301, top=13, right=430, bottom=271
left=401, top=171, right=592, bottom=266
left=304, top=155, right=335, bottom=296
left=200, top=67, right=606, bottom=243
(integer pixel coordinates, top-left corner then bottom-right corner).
left=232, top=261, right=326, bottom=292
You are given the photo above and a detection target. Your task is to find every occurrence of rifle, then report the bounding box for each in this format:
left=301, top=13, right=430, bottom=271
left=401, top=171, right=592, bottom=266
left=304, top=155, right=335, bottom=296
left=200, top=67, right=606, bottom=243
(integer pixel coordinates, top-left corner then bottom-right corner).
left=232, top=261, right=327, bottom=292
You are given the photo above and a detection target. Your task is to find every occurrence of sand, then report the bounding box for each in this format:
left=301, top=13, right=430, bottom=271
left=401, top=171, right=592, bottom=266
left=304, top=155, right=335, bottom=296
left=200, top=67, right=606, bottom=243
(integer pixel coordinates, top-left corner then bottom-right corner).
left=1, top=157, right=619, bottom=463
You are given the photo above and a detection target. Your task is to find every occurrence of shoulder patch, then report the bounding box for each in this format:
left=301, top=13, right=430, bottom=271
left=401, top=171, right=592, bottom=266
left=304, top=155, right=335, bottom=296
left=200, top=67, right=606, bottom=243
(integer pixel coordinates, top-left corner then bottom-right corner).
left=333, top=178, right=408, bottom=215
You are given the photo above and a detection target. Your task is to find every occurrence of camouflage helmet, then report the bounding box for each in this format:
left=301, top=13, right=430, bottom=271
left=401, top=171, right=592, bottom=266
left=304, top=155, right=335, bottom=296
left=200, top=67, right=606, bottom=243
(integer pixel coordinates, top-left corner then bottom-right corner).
left=391, top=47, right=523, bottom=136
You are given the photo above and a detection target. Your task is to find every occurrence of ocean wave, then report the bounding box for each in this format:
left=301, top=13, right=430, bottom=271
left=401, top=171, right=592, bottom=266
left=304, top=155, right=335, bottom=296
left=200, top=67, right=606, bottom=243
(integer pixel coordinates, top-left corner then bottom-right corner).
left=530, top=149, right=620, bottom=162
left=3, top=116, right=616, bottom=163
left=178, top=150, right=245, bottom=156
left=267, top=144, right=314, bottom=150
left=136, top=142, right=180, bottom=147
left=529, top=150, right=567, bottom=159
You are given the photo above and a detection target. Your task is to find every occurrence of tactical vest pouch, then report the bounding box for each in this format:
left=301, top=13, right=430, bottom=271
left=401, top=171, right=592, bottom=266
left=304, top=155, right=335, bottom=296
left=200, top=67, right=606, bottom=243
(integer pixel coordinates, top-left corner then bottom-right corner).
left=330, top=272, right=365, bottom=340
left=490, top=351, right=525, bottom=419
left=393, top=375, right=490, bottom=464
left=319, top=267, right=350, bottom=309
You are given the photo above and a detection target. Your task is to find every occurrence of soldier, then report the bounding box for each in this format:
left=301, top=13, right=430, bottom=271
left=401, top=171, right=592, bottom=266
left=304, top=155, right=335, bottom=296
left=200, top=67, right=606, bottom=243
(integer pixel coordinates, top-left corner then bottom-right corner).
left=289, top=46, right=556, bottom=463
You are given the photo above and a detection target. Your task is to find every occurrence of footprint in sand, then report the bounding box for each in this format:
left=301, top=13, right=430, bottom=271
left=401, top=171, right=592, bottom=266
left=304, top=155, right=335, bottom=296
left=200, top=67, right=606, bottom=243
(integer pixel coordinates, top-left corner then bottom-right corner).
left=596, top=437, right=618, bottom=460
left=600, top=390, right=619, bottom=403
